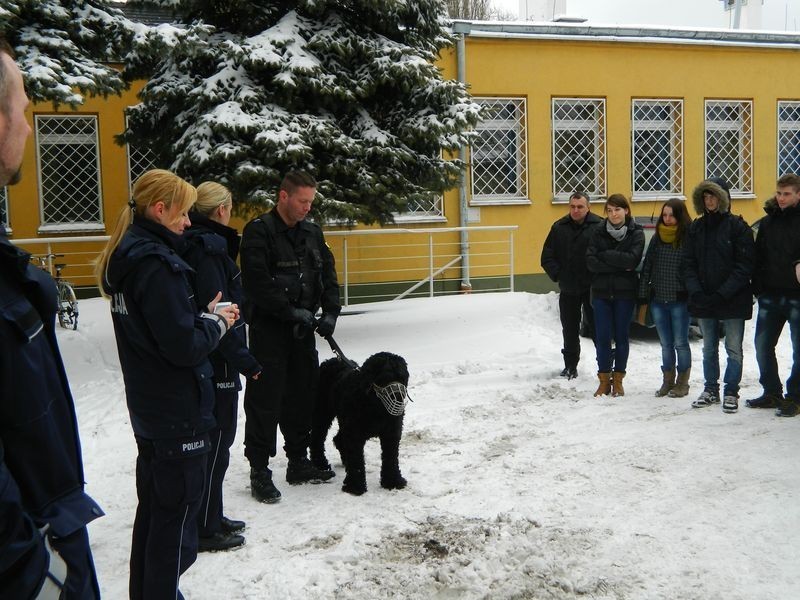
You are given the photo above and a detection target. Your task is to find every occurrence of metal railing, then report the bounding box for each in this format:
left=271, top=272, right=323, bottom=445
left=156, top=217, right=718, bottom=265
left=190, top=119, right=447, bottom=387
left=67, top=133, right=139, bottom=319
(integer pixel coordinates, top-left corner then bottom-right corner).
left=11, top=225, right=518, bottom=306
left=324, top=225, right=517, bottom=306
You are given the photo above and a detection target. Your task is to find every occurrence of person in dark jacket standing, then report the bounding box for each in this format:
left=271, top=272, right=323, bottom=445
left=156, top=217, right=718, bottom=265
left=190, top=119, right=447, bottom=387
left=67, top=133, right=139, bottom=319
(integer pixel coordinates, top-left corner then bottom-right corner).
left=241, top=170, right=341, bottom=503
left=586, top=194, right=645, bottom=397
left=637, top=198, right=693, bottom=398
left=541, top=192, right=601, bottom=379
left=0, top=38, right=103, bottom=599
left=746, top=173, right=800, bottom=417
left=182, top=182, right=262, bottom=551
left=684, top=178, right=755, bottom=414
left=95, top=169, right=237, bottom=600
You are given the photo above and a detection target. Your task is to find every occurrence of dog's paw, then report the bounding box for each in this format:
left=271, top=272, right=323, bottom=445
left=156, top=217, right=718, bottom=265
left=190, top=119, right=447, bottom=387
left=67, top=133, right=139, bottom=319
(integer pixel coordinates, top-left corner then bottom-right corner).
left=342, top=471, right=367, bottom=495
left=380, top=474, right=407, bottom=490
left=342, top=482, right=367, bottom=496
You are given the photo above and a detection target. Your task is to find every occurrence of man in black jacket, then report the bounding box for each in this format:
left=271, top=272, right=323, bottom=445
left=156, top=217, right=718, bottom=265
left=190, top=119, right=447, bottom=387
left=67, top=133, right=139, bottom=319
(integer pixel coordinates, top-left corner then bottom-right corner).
left=0, top=39, right=103, bottom=598
left=684, top=178, right=755, bottom=414
left=241, top=171, right=341, bottom=503
left=747, top=173, right=800, bottom=417
left=540, top=192, right=601, bottom=379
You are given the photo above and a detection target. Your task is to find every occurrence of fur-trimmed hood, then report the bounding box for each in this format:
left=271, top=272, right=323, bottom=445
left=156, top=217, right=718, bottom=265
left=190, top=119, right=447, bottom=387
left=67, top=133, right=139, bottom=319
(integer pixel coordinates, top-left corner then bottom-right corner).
left=692, top=180, right=730, bottom=215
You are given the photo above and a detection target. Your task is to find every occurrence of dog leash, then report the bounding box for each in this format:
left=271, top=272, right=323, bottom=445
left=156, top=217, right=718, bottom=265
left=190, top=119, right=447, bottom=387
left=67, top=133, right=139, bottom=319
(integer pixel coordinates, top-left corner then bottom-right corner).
left=324, top=334, right=360, bottom=370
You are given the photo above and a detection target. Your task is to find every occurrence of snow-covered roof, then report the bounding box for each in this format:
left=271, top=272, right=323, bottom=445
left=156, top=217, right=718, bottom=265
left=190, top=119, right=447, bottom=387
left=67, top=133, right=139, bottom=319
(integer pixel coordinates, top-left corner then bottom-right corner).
left=110, top=1, right=176, bottom=26
left=451, top=19, right=800, bottom=50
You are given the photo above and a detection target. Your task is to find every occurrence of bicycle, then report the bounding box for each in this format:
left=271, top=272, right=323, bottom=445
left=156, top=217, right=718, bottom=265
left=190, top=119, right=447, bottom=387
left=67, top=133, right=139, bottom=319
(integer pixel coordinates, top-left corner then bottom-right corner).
left=31, top=253, right=79, bottom=330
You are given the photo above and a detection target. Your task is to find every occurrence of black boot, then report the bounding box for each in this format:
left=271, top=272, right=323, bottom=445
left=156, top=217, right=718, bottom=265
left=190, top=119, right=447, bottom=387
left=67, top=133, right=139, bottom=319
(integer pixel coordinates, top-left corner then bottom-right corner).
left=286, top=457, right=335, bottom=484
left=198, top=531, right=245, bottom=552
left=220, top=516, right=246, bottom=534
left=250, top=467, right=281, bottom=503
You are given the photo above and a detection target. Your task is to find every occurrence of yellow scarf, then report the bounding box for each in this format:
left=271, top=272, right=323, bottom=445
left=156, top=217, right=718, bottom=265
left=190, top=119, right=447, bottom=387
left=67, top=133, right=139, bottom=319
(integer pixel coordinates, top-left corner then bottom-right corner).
left=657, top=223, right=678, bottom=247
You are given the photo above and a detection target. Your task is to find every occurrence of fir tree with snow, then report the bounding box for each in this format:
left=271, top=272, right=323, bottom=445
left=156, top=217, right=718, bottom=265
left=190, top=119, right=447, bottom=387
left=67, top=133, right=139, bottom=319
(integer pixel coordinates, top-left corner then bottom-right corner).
left=0, top=0, right=136, bottom=107
left=123, top=0, right=480, bottom=224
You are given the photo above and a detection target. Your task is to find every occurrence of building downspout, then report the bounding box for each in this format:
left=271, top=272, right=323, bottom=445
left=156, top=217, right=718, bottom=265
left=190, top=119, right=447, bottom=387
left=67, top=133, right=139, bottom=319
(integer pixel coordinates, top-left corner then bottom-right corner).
left=455, top=24, right=472, bottom=292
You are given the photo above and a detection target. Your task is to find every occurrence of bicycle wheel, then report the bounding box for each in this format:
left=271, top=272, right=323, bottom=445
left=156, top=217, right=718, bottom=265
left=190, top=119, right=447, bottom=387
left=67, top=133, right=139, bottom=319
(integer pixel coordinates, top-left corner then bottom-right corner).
left=58, top=282, right=79, bottom=330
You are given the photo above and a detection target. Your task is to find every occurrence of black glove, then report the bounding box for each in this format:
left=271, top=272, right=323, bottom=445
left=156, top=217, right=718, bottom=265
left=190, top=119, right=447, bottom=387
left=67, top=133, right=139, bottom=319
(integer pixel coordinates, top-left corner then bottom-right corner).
left=289, top=308, right=315, bottom=328
left=316, top=313, right=337, bottom=337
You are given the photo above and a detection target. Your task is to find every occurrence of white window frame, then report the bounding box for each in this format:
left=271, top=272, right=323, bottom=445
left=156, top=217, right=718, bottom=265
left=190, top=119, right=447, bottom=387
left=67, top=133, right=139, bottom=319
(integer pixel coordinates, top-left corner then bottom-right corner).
left=552, top=97, right=607, bottom=203
left=35, top=115, right=105, bottom=233
left=631, top=99, right=684, bottom=201
left=777, top=100, right=800, bottom=178
left=469, top=97, right=529, bottom=205
left=704, top=100, right=754, bottom=198
left=125, top=114, right=156, bottom=194
left=393, top=193, right=446, bottom=223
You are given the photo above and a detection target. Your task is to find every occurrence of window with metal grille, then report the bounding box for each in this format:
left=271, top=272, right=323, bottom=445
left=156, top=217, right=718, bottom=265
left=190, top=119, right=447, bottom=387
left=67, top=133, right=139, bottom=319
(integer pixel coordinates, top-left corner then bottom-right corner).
left=395, top=193, right=444, bottom=222
left=704, top=100, right=753, bottom=196
left=36, top=115, right=103, bottom=227
left=778, top=101, right=800, bottom=177
left=0, top=187, right=7, bottom=229
left=126, top=115, right=156, bottom=192
left=552, top=98, right=606, bottom=201
left=470, top=97, right=528, bottom=203
left=631, top=100, right=683, bottom=199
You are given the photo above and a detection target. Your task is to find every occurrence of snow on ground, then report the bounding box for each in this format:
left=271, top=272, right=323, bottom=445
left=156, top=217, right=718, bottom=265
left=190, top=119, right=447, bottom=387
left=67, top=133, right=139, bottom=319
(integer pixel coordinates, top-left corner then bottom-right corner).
left=58, top=292, right=800, bottom=599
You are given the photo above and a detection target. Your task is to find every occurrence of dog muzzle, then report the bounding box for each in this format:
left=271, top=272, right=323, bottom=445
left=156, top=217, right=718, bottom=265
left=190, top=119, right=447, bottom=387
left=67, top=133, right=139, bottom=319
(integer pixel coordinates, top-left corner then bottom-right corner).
left=373, top=381, right=412, bottom=416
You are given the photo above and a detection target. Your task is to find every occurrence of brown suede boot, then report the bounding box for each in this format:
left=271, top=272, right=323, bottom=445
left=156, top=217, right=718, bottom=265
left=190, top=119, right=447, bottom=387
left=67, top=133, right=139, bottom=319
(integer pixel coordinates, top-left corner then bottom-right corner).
left=668, top=368, right=691, bottom=397
left=594, top=372, right=612, bottom=397
left=655, top=368, right=675, bottom=397
left=611, top=371, right=626, bottom=397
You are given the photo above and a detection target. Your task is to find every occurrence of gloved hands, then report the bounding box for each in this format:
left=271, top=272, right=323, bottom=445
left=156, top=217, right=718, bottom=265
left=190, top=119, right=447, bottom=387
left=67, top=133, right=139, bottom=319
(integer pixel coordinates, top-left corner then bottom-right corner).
left=289, top=308, right=316, bottom=328
left=316, top=313, right=337, bottom=337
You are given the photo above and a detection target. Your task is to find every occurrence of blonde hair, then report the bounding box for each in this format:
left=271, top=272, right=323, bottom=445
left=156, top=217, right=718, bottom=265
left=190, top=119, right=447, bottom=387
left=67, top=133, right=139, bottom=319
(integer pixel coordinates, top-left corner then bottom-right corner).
left=194, top=181, right=232, bottom=217
left=94, top=169, right=197, bottom=297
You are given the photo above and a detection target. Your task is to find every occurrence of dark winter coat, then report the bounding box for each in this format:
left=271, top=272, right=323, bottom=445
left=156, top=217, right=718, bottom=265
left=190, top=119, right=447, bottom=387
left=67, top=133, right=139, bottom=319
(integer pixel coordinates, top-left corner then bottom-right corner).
left=752, top=198, right=800, bottom=298
left=0, top=232, right=102, bottom=597
left=182, top=213, right=261, bottom=392
left=103, top=217, right=220, bottom=440
left=638, top=233, right=687, bottom=303
left=585, top=218, right=645, bottom=301
left=683, top=183, right=755, bottom=319
left=540, top=212, right=602, bottom=294
left=240, top=210, right=340, bottom=324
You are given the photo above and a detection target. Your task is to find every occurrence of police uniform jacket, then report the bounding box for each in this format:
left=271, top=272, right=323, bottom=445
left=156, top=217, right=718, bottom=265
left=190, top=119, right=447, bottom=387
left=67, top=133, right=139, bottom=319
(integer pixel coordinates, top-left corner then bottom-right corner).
left=182, top=213, right=261, bottom=392
left=585, top=218, right=645, bottom=301
left=752, top=198, right=800, bottom=298
left=540, top=212, right=602, bottom=294
left=0, top=232, right=103, bottom=597
left=103, top=217, right=219, bottom=440
left=240, top=210, right=340, bottom=324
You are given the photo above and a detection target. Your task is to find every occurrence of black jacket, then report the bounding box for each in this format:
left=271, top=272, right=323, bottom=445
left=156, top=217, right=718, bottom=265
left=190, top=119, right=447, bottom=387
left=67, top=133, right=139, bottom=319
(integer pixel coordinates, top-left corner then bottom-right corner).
left=683, top=211, right=755, bottom=319
left=182, top=213, right=261, bottom=392
left=585, top=218, right=645, bottom=301
left=540, top=212, right=602, bottom=294
left=103, top=217, right=220, bottom=439
left=0, top=232, right=102, bottom=597
left=753, top=198, right=800, bottom=298
left=240, top=211, right=340, bottom=324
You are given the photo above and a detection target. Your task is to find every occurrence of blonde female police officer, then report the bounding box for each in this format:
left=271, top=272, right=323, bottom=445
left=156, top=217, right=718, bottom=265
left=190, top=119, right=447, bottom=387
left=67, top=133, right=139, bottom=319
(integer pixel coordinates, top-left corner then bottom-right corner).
left=95, top=169, right=237, bottom=600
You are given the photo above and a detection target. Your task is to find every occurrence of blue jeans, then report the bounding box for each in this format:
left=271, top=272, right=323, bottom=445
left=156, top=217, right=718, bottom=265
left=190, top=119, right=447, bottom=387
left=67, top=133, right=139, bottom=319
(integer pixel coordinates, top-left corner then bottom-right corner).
left=754, top=294, right=800, bottom=400
left=592, top=298, right=635, bottom=372
left=650, top=301, right=692, bottom=373
left=697, top=318, right=745, bottom=396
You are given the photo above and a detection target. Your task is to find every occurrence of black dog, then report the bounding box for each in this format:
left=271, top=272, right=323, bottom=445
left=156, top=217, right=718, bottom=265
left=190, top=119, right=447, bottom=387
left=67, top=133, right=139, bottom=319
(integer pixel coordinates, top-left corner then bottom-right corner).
left=310, top=352, right=409, bottom=495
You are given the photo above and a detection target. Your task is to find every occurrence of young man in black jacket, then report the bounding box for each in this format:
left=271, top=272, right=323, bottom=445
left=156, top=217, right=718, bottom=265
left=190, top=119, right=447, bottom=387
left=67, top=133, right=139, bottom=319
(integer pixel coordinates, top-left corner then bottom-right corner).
left=747, top=173, right=800, bottom=416
left=541, top=192, right=601, bottom=379
left=241, top=171, right=341, bottom=503
left=0, top=39, right=103, bottom=598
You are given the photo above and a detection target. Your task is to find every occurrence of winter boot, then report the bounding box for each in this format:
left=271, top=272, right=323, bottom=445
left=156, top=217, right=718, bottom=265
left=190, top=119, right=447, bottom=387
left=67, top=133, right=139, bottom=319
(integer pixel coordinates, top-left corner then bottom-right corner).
left=611, top=371, right=626, bottom=397
left=669, top=369, right=691, bottom=398
left=655, top=368, right=676, bottom=397
left=594, top=372, right=612, bottom=397
left=286, top=457, right=335, bottom=484
left=250, top=467, right=281, bottom=504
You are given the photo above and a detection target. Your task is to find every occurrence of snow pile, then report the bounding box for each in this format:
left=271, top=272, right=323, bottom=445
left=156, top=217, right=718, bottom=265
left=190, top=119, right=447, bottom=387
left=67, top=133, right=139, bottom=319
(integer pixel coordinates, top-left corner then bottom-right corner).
left=60, top=292, right=799, bottom=599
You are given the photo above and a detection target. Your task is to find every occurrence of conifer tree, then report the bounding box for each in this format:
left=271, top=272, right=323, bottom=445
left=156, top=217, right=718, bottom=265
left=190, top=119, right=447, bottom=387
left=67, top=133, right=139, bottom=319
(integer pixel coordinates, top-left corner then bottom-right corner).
left=124, top=0, right=480, bottom=224
left=0, top=0, right=134, bottom=107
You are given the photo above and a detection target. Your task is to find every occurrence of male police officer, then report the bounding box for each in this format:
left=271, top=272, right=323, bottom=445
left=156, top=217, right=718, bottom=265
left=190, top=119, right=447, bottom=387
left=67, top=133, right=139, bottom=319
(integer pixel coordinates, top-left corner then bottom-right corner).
left=0, top=39, right=103, bottom=597
left=241, top=170, right=341, bottom=503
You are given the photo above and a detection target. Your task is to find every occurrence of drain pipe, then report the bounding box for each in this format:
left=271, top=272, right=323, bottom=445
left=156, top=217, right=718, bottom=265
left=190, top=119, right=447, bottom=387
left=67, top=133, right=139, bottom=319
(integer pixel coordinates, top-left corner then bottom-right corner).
left=454, top=22, right=472, bottom=292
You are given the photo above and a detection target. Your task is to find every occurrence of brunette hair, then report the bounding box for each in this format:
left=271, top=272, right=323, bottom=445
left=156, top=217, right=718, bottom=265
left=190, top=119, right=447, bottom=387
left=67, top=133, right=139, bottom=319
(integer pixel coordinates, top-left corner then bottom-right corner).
left=657, top=198, right=691, bottom=245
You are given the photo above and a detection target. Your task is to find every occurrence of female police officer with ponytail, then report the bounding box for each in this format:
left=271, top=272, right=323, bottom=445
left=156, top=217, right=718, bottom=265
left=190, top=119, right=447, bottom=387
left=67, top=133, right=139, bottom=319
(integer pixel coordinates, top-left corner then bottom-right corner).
left=94, top=169, right=237, bottom=600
